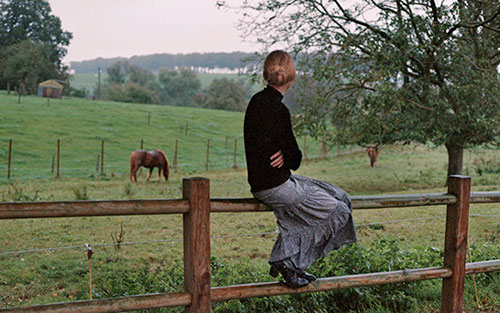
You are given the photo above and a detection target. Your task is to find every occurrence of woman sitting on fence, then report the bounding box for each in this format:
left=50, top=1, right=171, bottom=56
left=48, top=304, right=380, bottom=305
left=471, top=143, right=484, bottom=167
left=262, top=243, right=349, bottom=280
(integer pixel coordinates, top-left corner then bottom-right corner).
left=243, top=50, right=358, bottom=288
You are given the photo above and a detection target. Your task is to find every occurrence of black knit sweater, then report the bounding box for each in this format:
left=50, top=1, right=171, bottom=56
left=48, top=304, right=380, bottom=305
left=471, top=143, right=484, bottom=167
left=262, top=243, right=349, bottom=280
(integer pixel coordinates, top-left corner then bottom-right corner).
left=244, top=86, right=302, bottom=192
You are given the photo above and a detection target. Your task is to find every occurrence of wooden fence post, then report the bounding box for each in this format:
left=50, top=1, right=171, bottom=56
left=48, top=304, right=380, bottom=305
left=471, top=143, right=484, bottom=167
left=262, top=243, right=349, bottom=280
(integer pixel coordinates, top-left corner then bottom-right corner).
left=303, top=137, right=307, bottom=161
left=233, top=139, right=238, bottom=169
left=441, top=175, right=471, bottom=313
left=7, top=139, right=12, bottom=179
left=206, top=139, right=210, bottom=171
left=100, top=140, right=104, bottom=176
left=174, top=140, right=178, bottom=173
left=320, top=137, right=327, bottom=159
left=51, top=155, right=55, bottom=173
left=182, top=177, right=211, bottom=313
left=56, top=139, right=60, bottom=179
left=139, top=139, right=144, bottom=175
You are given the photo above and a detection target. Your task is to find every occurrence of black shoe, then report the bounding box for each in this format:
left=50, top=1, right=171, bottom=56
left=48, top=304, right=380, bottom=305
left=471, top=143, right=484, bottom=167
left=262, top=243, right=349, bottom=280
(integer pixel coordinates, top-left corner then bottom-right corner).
left=270, top=263, right=316, bottom=282
left=297, top=270, right=316, bottom=282
left=269, top=263, right=280, bottom=278
left=269, top=262, right=310, bottom=289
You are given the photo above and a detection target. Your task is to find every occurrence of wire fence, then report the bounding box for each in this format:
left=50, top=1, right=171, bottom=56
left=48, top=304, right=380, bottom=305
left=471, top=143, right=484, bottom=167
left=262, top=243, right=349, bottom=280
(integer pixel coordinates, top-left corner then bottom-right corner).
left=1, top=212, right=497, bottom=257
left=0, top=137, right=359, bottom=181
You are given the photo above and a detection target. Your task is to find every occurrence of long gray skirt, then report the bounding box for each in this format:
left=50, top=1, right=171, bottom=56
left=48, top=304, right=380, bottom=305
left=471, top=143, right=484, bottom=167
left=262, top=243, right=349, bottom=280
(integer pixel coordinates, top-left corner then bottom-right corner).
left=253, top=174, right=357, bottom=270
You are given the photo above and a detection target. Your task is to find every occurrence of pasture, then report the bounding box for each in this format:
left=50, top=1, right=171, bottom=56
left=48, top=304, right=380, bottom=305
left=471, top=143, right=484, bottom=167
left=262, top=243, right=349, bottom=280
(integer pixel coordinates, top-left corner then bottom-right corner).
left=0, top=91, right=325, bottom=180
left=0, top=92, right=499, bottom=312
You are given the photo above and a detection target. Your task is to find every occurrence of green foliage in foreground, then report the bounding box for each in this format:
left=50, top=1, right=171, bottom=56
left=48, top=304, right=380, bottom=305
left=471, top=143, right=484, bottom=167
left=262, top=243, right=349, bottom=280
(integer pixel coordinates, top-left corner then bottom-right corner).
left=88, top=239, right=500, bottom=313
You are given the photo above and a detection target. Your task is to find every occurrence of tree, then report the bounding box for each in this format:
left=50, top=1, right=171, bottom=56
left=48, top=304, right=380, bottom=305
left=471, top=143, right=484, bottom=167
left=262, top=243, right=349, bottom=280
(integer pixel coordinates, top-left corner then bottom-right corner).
left=225, top=0, right=500, bottom=178
left=106, top=62, right=126, bottom=85
left=0, top=0, right=72, bottom=89
left=2, top=40, right=53, bottom=95
left=202, top=78, right=247, bottom=112
left=125, top=82, right=160, bottom=104
left=103, top=61, right=160, bottom=104
left=105, top=61, right=156, bottom=87
left=158, top=68, right=201, bottom=106
left=105, top=82, right=160, bottom=104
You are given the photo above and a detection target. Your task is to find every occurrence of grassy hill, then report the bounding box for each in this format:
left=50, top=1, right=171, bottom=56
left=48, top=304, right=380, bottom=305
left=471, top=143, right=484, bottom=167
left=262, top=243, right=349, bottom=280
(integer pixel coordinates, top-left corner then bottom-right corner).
left=0, top=91, right=324, bottom=181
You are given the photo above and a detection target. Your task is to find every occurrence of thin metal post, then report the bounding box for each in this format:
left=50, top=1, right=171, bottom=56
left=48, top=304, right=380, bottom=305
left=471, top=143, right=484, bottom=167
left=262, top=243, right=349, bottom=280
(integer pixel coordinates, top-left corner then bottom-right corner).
left=206, top=139, right=210, bottom=171
left=233, top=139, right=238, bottom=169
left=100, top=140, right=104, bottom=176
left=56, top=139, right=60, bottom=179
left=174, top=140, right=178, bottom=173
left=7, top=139, right=12, bottom=179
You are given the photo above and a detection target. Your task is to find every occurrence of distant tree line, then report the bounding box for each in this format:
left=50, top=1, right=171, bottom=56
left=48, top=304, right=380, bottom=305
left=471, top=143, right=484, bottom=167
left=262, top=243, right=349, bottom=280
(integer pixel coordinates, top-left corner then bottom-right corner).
left=102, top=61, right=249, bottom=112
left=69, top=52, right=256, bottom=73
left=0, top=0, right=72, bottom=96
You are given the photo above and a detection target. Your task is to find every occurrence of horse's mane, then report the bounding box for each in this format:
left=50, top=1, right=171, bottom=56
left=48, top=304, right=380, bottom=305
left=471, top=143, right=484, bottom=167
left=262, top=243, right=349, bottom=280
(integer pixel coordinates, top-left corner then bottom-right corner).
left=155, top=149, right=170, bottom=180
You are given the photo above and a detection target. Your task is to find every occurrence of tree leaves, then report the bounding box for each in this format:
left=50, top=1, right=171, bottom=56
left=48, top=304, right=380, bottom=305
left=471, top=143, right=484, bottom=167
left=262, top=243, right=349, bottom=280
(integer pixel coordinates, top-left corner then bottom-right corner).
left=226, top=0, right=500, bottom=175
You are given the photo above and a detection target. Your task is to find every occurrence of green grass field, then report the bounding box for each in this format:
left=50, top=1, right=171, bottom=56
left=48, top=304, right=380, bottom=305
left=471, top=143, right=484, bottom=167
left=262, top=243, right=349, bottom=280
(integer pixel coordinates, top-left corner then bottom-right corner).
left=0, top=91, right=499, bottom=312
left=0, top=91, right=328, bottom=181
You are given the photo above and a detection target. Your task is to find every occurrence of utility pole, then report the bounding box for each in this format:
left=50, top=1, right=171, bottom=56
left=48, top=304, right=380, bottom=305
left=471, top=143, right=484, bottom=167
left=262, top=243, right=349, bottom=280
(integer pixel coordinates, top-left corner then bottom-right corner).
left=97, top=67, right=101, bottom=99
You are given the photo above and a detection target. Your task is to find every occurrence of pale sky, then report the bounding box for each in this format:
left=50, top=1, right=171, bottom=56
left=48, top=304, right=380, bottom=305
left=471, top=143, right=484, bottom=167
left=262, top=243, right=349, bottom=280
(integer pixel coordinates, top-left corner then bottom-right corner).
left=48, top=0, right=257, bottom=63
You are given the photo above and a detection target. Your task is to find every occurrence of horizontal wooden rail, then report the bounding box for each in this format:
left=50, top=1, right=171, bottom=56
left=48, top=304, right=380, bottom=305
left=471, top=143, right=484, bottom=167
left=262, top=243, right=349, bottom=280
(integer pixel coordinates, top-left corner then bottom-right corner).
left=0, top=199, right=189, bottom=219
left=465, top=259, right=500, bottom=275
left=0, top=292, right=191, bottom=313
left=5, top=260, right=498, bottom=313
left=211, top=193, right=458, bottom=212
left=470, top=191, right=500, bottom=204
left=0, top=192, right=497, bottom=219
left=212, top=266, right=453, bottom=302
left=211, top=191, right=500, bottom=212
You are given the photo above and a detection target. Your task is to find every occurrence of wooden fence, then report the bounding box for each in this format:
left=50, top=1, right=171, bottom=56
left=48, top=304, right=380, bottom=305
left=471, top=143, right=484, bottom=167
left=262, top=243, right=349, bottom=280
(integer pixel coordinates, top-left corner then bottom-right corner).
left=0, top=175, right=499, bottom=313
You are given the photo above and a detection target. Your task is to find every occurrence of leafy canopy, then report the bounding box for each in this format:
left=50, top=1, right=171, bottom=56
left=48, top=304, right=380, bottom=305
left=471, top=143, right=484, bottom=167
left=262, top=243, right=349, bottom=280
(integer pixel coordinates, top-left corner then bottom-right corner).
left=0, top=0, right=72, bottom=91
left=226, top=0, right=500, bottom=175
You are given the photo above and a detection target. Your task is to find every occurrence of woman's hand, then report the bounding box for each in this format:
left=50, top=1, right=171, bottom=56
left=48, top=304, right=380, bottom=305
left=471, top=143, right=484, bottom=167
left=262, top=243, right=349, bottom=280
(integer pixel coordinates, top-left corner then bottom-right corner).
left=270, top=150, right=284, bottom=168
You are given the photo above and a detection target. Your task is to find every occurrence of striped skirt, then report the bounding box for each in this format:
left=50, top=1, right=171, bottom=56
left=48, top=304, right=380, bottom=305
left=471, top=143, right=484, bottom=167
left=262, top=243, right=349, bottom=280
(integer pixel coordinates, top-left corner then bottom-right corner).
left=253, top=175, right=357, bottom=270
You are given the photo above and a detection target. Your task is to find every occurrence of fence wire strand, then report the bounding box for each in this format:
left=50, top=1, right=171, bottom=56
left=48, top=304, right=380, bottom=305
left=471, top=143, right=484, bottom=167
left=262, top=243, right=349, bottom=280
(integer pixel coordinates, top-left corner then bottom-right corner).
left=1, top=213, right=497, bottom=257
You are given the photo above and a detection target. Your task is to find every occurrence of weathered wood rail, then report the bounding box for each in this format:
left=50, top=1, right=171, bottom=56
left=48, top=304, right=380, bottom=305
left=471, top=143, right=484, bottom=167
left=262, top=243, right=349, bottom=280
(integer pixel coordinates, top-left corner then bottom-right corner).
left=0, top=175, right=499, bottom=313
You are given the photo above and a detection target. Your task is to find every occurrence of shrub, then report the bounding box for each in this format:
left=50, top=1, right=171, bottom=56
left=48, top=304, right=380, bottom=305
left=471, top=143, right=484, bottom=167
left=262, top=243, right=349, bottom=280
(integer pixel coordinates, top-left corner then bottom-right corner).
left=92, top=239, right=500, bottom=312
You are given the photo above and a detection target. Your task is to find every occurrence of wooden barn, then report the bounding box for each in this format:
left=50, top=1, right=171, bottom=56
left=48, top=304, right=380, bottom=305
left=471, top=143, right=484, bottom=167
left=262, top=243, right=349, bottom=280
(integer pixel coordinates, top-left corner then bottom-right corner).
left=38, top=79, right=63, bottom=98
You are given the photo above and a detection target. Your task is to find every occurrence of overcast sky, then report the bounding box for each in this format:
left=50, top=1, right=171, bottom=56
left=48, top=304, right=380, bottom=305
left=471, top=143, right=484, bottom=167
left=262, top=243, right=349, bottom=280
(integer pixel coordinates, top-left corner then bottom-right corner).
left=48, top=0, right=256, bottom=63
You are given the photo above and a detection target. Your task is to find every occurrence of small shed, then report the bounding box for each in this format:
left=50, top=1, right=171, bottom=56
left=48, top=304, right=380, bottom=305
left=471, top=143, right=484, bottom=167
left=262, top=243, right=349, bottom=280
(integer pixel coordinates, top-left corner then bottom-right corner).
left=38, top=80, right=63, bottom=98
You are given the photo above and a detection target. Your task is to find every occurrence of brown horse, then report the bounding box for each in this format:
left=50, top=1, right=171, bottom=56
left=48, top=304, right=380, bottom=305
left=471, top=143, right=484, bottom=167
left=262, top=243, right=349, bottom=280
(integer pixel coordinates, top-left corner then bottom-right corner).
left=130, top=150, right=170, bottom=182
left=366, top=146, right=379, bottom=168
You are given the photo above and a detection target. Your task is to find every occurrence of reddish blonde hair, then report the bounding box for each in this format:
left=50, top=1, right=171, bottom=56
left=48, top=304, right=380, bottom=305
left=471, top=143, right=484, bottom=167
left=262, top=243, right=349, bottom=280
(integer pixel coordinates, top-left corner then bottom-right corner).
left=263, top=50, right=296, bottom=87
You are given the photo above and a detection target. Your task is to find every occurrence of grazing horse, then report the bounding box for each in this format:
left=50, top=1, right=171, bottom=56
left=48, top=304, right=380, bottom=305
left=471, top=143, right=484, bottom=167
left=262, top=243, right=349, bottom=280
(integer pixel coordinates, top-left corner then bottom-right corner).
left=130, top=150, right=170, bottom=182
left=366, top=146, right=379, bottom=168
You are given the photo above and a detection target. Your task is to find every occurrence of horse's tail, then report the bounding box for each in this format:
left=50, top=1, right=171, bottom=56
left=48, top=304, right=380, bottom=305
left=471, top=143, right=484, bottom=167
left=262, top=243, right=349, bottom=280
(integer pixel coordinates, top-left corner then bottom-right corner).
left=156, top=149, right=170, bottom=180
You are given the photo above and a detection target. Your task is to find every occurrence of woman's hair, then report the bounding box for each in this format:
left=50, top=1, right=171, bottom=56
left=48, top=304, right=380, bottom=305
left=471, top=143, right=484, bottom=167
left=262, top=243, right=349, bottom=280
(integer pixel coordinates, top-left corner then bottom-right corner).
left=263, top=50, right=296, bottom=87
